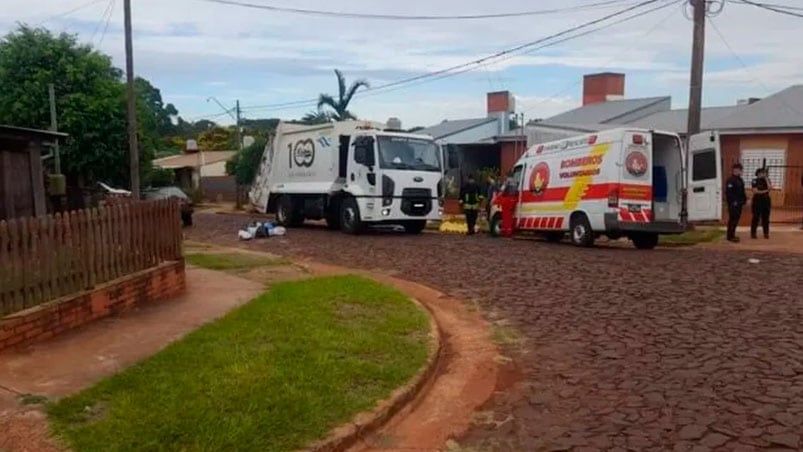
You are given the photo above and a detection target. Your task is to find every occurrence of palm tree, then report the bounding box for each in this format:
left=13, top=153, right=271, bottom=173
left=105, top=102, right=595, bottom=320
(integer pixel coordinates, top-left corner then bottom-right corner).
left=317, top=69, right=370, bottom=121
left=299, top=110, right=333, bottom=125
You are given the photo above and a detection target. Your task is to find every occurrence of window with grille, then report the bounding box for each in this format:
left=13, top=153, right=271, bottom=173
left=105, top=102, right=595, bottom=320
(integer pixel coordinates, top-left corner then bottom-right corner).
left=741, top=149, right=785, bottom=189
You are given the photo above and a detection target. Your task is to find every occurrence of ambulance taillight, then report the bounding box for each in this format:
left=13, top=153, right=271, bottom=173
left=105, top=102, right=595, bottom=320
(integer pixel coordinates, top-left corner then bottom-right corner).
left=608, top=188, right=619, bottom=208
left=632, top=134, right=645, bottom=145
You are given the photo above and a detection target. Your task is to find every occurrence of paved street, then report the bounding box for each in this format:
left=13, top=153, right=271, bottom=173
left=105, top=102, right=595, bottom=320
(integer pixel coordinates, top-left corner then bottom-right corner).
left=189, top=213, right=803, bottom=451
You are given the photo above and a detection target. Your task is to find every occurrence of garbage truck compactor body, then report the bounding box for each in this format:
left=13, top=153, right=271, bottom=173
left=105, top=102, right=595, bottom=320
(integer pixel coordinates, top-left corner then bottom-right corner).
left=489, top=128, right=724, bottom=249
left=250, top=120, right=444, bottom=234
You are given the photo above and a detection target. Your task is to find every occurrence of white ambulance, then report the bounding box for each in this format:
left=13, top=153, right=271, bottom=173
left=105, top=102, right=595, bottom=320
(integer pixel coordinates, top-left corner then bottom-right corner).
left=489, top=128, right=722, bottom=249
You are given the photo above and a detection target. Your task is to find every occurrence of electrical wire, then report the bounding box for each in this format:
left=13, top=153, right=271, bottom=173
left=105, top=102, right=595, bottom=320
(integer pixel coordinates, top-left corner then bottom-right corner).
left=97, top=0, right=116, bottom=48
left=707, top=17, right=803, bottom=117
left=90, top=0, right=114, bottom=43
left=736, top=0, right=803, bottom=18
left=35, top=0, right=107, bottom=26
left=518, top=0, right=683, bottom=115
left=197, top=0, right=635, bottom=21
left=239, top=0, right=668, bottom=113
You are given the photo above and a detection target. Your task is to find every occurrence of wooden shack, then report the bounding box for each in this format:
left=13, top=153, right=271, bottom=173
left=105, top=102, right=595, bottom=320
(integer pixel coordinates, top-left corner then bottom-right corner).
left=0, top=125, right=67, bottom=220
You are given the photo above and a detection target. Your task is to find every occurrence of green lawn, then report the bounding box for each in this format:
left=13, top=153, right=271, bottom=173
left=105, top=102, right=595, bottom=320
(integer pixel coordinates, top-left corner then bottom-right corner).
left=658, top=228, right=725, bottom=246
left=48, top=276, right=430, bottom=452
left=185, top=252, right=287, bottom=270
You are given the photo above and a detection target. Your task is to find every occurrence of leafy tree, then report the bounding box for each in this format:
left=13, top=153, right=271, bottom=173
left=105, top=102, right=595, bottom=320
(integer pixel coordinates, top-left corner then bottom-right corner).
left=198, top=126, right=235, bottom=151
left=143, top=167, right=175, bottom=188
left=135, top=77, right=178, bottom=136
left=0, top=25, right=171, bottom=187
left=226, top=137, right=267, bottom=186
left=317, top=69, right=369, bottom=121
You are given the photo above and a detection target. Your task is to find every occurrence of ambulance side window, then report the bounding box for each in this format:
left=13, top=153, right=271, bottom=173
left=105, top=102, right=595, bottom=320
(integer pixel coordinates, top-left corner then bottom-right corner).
left=504, top=165, right=524, bottom=194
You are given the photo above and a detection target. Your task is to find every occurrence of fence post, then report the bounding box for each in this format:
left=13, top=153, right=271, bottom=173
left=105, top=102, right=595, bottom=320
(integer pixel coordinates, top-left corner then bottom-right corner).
left=0, top=221, right=9, bottom=316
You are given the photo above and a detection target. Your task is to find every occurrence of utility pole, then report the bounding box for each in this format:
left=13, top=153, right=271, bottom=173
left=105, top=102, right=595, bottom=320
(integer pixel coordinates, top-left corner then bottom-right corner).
left=48, top=84, right=61, bottom=175
left=235, top=99, right=242, bottom=152
left=686, top=0, right=707, bottom=138
left=124, top=0, right=139, bottom=198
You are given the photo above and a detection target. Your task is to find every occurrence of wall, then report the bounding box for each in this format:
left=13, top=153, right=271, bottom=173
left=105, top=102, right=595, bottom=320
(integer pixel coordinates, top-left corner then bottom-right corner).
left=500, top=140, right=528, bottom=176
left=200, top=161, right=228, bottom=177
left=201, top=176, right=238, bottom=202
left=0, top=261, right=185, bottom=352
left=720, top=132, right=803, bottom=224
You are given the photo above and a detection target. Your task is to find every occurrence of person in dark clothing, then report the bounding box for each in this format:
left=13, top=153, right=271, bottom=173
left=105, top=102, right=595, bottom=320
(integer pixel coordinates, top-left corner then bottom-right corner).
left=751, top=168, right=772, bottom=239
left=485, top=175, right=498, bottom=221
left=725, top=163, right=747, bottom=242
left=460, top=175, right=483, bottom=235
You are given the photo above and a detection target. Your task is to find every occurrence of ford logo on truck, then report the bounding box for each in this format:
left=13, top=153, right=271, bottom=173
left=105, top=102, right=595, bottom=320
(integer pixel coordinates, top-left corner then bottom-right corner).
left=292, top=139, right=315, bottom=168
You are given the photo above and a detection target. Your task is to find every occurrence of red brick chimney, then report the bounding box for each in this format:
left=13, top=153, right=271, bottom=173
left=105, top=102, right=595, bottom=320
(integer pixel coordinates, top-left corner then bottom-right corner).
left=583, top=73, right=625, bottom=106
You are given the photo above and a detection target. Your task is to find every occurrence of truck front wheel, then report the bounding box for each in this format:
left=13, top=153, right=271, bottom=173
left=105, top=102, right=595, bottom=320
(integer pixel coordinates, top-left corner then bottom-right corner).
left=340, top=198, right=364, bottom=234
left=631, top=233, right=659, bottom=250
left=489, top=213, right=502, bottom=237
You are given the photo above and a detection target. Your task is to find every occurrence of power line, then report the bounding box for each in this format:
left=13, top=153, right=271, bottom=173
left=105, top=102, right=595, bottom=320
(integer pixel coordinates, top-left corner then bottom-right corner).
left=707, top=17, right=803, bottom=117
left=198, top=0, right=634, bottom=21
left=240, top=0, right=668, bottom=113
left=90, top=0, right=114, bottom=43
left=518, top=0, right=683, bottom=115
left=736, top=0, right=803, bottom=18
left=35, top=0, right=107, bottom=26
left=97, top=0, right=116, bottom=47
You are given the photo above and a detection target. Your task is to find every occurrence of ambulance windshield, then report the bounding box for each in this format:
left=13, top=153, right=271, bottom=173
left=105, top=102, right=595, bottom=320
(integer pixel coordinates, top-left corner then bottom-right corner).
left=377, top=136, right=441, bottom=172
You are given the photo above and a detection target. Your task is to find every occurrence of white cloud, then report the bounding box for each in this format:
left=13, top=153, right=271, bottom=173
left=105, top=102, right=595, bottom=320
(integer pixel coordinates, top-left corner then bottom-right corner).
left=2, top=0, right=803, bottom=123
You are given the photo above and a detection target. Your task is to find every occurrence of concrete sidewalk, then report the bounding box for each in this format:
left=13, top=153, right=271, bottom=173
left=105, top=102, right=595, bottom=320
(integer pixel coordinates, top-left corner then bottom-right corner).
left=702, top=227, right=803, bottom=254
left=0, top=267, right=262, bottom=399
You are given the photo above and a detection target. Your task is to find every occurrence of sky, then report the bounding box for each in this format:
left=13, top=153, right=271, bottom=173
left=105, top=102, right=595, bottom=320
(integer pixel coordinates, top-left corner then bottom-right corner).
left=2, top=0, right=803, bottom=128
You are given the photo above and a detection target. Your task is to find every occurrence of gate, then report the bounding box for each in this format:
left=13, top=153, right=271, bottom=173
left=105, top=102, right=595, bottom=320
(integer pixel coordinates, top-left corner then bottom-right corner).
left=732, top=155, right=803, bottom=225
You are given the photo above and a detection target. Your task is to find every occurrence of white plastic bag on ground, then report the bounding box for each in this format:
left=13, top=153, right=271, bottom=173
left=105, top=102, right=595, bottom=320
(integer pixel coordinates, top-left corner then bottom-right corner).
left=270, top=226, right=287, bottom=236
left=238, top=229, right=253, bottom=240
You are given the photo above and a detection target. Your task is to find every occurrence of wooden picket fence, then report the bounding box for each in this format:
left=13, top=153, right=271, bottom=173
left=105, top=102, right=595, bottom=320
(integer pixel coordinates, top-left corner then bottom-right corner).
left=0, top=200, right=183, bottom=316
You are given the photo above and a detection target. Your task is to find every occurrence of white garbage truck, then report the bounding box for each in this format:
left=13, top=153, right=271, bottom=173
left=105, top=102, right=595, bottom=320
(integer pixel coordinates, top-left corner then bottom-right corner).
left=249, top=119, right=444, bottom=234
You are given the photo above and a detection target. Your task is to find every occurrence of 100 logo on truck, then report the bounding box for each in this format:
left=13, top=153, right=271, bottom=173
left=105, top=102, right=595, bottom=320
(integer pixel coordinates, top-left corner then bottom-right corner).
left=289, top=139, right=316, bottom=168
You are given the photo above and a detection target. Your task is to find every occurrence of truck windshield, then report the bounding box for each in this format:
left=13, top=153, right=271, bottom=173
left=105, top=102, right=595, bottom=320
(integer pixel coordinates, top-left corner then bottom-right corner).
left=377, top=136, right=441, bottom=172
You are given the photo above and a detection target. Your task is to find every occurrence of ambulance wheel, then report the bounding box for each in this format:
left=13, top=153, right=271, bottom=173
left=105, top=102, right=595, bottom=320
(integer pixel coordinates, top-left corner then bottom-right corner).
left=631, top=233, right=659, bottom=250
left=570, top=213, right=594, bottom=247
left=489, top=213, right=502, bottom=237
left=277, top=196, right=303, bottom=227
left=340, top=198, right=364, bottom=235
left=403, top=220, right=427, bottom=234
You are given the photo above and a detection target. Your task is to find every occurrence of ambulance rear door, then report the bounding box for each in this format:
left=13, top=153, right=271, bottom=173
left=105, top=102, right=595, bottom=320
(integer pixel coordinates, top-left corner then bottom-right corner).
left=686, top=131, right=722, bottom=222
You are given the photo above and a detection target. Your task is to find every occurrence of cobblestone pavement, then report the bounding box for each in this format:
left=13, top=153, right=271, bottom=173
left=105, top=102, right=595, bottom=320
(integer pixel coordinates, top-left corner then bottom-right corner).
left=189, top=214, right=803, bottom=451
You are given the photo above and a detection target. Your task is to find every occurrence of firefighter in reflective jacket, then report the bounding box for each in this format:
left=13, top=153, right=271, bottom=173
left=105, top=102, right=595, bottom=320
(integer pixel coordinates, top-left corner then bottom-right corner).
left=459, top=175, right=483, bottom=235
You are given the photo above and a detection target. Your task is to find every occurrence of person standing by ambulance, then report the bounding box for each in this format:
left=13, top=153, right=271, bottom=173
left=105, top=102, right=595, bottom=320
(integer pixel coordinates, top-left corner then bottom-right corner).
left=485, top=175, right=498, bottom=222
left=751, top=167, right=772, bottom=239
left=459, top=175, right=483, bottom=235
left=725, top=163, right=747, bottom=242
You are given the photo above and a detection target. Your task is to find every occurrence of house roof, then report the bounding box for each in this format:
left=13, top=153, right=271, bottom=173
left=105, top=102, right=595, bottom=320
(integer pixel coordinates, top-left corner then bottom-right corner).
left=541, top=96, right=670, bottom=126
left=627, top=105, right=745, bottom=133
left=709, top=85, right=803, bottom=131
left=153, top=151, right=236, bottom=169
left=418, top=117, right=496, bottom=140
left=0, top=125, right=68, bottom=141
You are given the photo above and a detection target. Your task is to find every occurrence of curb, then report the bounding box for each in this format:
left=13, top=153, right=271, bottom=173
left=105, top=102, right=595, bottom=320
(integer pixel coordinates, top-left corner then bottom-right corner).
left=303, top=285, right=444, bottom=452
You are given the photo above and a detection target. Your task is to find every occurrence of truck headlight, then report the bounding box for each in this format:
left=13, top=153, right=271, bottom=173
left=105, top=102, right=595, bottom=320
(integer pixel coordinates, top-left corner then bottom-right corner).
left=382, top=175, right=394, bottom=206
left=381, top=208, right=391, bottom=216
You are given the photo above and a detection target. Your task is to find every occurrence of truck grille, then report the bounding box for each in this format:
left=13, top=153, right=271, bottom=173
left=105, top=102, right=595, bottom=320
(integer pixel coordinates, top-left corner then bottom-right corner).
left=401, top=188, right=432, bottom=217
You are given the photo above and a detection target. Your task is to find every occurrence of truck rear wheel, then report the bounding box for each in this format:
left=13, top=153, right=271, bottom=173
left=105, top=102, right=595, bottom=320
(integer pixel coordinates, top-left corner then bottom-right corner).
left=403, top=220, right=427, bottom=234
left=277, top=196, right=303, bottom=227
left=340, top=198, right=364, bottom=235
left=631, top=233, right=659, bottom=250
left=570, top=213, right=594, bottom=247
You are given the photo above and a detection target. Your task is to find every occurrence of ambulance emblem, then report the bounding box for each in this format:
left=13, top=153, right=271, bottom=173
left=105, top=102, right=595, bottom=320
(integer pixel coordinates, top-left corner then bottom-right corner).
left=530, top=162, right=550, bottom=195
left=625, top=151, right=648, bottom=177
